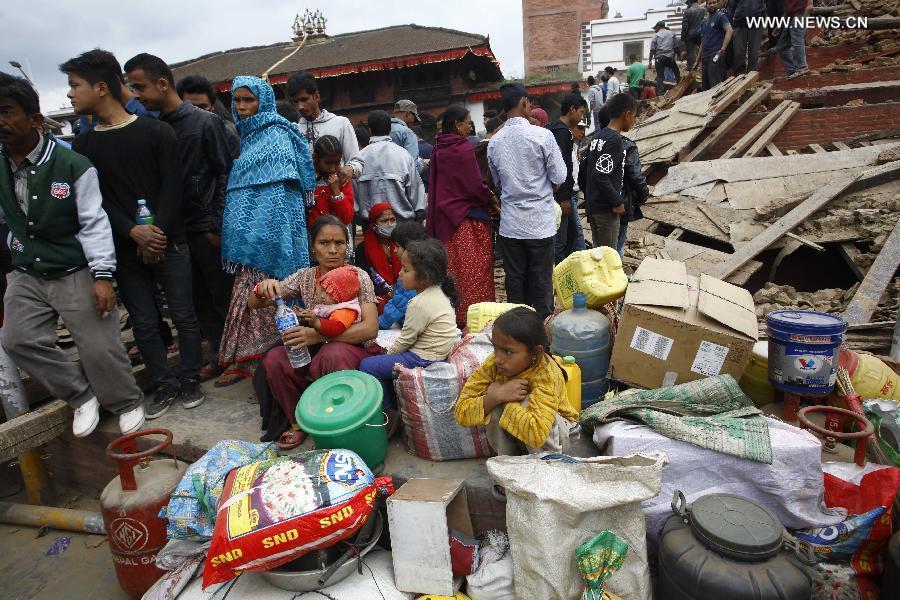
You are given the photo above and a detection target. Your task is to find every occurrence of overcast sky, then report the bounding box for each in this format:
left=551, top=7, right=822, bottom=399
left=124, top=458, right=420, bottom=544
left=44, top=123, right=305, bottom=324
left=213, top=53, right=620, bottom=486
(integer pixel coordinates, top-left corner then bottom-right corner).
left=2, top=0, right=662, bottom=112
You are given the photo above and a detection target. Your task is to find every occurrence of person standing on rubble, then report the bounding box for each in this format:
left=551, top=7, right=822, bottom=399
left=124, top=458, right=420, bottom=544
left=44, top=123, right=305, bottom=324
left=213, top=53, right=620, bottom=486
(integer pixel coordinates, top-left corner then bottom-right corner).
left=682, top=0, right=706, bottom=69
left=487, top=83, right=566, bottom=320
left=776, top=0, right=812, bottom=79
left=578, top=93, right=637, bottom=251
left=0, top=71, right=145, bottom=438
left=694, top=0, right=734, bottom=90
left=731, top=0, right=766, bottom=74
left=649, top=22, right=680, bottom=96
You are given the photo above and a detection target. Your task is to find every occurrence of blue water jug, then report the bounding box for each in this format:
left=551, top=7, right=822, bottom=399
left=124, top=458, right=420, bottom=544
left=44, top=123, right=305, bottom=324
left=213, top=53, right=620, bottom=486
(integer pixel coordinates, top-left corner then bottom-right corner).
left=551, top=292, right=610, bottom=407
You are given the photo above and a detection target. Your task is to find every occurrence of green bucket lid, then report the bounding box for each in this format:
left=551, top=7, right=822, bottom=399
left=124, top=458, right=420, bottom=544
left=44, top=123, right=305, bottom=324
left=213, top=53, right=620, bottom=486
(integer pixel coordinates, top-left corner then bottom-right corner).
left=296, top=371, right=383, bottom=436
left=690, top=493, right=784, bottom=562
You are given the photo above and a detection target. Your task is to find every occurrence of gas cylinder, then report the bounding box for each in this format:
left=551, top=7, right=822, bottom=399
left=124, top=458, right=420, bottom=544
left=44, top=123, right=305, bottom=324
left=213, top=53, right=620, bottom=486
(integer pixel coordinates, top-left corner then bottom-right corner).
left=100, top=429, right=186, bottom=599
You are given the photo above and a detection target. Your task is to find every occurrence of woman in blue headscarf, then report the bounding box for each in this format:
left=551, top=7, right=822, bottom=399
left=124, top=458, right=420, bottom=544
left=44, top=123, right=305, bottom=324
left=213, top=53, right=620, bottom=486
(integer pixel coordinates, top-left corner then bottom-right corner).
left=217, top=76, right=317, bottom=385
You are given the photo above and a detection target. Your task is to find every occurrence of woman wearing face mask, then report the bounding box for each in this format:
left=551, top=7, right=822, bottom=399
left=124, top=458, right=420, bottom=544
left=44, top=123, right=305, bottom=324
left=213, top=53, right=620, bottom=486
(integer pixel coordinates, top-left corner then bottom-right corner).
left=427, top=105, right=496, bottom=328
left=354, top=202, right=399, bottom=312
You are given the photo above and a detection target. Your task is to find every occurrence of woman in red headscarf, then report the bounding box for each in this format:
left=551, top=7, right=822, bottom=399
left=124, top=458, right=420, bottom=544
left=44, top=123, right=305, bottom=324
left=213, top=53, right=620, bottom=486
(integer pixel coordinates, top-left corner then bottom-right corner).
left=354, top=202, right=399, bottom=311
left=427, top=106, right=497, bottom=328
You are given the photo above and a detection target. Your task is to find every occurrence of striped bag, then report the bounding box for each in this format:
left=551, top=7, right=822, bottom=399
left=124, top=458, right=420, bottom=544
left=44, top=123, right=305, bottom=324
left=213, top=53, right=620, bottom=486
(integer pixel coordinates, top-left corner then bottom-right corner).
left=394, top=330, right=495, bottom=461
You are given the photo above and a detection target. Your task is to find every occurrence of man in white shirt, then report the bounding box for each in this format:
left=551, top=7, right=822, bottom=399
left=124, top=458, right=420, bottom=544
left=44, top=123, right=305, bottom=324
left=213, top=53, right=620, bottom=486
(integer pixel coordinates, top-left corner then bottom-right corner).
left=604, top=66, right=621, bottom=103
left=487, top=83, right=567, bottom=319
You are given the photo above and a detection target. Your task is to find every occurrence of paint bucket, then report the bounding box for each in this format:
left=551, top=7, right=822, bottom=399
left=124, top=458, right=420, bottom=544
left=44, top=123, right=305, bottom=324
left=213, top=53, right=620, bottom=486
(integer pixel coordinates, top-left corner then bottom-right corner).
left=765, top=310, right=847, bottom=396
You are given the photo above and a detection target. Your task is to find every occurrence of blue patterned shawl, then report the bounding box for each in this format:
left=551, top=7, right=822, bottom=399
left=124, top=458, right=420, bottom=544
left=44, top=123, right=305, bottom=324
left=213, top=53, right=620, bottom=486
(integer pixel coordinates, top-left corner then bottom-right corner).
left=222, top=76, right=316, bottom=279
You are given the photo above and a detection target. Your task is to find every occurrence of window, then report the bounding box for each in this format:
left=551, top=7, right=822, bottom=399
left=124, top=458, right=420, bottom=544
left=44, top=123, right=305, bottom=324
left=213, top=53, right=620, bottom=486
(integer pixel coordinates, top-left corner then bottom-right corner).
left=623, top=41, right=644, bottom=64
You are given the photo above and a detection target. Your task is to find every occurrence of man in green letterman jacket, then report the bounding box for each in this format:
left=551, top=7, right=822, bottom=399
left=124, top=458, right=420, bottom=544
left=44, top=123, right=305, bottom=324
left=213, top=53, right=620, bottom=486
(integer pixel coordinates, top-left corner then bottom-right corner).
left=0, top=71, right=144, bottom=437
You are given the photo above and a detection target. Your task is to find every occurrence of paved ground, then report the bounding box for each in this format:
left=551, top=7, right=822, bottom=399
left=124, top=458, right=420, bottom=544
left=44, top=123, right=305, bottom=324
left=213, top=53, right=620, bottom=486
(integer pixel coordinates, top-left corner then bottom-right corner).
left=0, top=490, right=127, bottom=600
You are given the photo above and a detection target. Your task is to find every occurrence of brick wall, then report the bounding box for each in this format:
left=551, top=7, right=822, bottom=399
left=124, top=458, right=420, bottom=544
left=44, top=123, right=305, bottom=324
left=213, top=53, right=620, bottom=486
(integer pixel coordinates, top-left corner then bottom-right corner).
left=702, top=103, right=900, bottom=156
left=523, top=0, right=608, bottom=75
left=774, top=65, right=900, bottom=91
left=756, top=43, right=866, bottom=80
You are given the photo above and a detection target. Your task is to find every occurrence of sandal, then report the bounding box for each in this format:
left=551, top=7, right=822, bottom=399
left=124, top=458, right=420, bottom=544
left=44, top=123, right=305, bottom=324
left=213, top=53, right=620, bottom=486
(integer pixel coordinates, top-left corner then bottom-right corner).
left=276, top=429, right=307, bottom=450
left=199, top=363, right=225, bottom=382
left=214, top=372, right=244, bottom=388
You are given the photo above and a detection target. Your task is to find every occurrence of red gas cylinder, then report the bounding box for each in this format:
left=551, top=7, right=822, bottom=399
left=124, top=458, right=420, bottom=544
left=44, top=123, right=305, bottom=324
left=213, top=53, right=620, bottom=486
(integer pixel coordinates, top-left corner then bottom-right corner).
left=100, top=429, right=186, bottom=598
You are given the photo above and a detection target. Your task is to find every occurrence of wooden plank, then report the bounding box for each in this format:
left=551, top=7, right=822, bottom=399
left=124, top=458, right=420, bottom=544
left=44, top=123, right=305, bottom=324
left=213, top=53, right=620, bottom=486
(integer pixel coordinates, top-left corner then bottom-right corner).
left=635, top=232, right=763, bottom=285
left=834, top=142, right=852, bottom=151
left=696, top=203, right=729, bottom=235
left=766, top=142, right=783, bottom=156
left=785, top=231, right=825, bottom=252
left=710, top=160, right=900, bottom=279
left=843, top=219, right=900, bottom=325
left=640, top=198, right=736, bottom=243
left=720, top=100, right=791, bottom=159
left=838, top=242, right=866, bottom=282
left=710, top=72, right=760, bottom=114
left=0, top=400, right=68, bottom=463
left=743, top=101, right=800, bottom=158
left=809, top=143, right=828, bottom=154
left=668, top=228, right=685, bottom=240
left=847, top=45, right=900, bottom=65
left=683, top=82, right=773, bottom=162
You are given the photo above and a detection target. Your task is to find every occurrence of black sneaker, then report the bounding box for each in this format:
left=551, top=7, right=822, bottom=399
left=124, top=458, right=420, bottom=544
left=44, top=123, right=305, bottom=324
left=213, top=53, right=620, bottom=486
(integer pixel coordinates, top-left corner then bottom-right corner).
left=145, top=384, right=179, bottom=419
left=180, top=379, right=206, bottom=409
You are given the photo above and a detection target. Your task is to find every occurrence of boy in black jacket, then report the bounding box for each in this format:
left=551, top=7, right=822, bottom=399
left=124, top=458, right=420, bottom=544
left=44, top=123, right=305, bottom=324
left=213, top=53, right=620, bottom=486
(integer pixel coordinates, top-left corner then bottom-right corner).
left=546, top=92, right=587, bottom=263
left=578, top=93, right=638, bottom=251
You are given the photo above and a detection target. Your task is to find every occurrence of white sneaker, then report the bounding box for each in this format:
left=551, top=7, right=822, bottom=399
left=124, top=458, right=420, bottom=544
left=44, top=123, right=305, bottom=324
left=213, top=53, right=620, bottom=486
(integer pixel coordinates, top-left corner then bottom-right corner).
left=73, top=397, right=100, bottom=438
left=119, top=405, right=145, bottom=435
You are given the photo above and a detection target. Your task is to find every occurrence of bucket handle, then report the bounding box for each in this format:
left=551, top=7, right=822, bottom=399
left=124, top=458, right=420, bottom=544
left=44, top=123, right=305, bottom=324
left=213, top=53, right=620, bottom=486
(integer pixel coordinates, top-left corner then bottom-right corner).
left=365, top=411, right=389, bottom=428
left=671, top=490, right=689, bottom=522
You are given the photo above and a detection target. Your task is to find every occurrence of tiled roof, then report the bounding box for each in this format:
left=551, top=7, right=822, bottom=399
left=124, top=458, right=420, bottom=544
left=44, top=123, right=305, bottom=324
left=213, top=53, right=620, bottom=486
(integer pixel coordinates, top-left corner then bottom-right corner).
left=171, top=24, right=496, bottom=86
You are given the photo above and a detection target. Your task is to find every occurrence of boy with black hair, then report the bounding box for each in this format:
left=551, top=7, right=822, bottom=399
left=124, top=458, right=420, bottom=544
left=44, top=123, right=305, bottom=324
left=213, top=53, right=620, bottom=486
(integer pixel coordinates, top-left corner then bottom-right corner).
left=176, top=74, right=240, bottom=153
left=603, top=66, right=621, bottom=102
left=487, top=83, right=566, bottom=319
left=546, top=93, right=587, bottom=263
left=62, top=49, right=205, bottom=418
left=124, top=53, right=236, bottom=385
left=356, top=110, right=425, bottom=223
left=0, top=71, right=145, bottom=437
left=287, top=71, right=362, bottom=184
left=579, top=93, right=637, bottom=251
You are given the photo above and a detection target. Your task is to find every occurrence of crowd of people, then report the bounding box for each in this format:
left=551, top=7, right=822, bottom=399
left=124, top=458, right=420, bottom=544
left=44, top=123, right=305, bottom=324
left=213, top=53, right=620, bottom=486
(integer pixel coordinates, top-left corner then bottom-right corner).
left=590, top=0, right=812, bottom=101
left=0, top=37, right=656, bottom=454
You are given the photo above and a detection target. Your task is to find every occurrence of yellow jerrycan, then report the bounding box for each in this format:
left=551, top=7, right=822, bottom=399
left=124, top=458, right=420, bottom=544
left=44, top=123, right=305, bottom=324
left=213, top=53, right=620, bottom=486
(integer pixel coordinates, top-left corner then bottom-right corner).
left=466, top=302, right=532, bottom=334
left=553, top=247, right=628, bottom=310
left=554, top=355, right=583, bottom=416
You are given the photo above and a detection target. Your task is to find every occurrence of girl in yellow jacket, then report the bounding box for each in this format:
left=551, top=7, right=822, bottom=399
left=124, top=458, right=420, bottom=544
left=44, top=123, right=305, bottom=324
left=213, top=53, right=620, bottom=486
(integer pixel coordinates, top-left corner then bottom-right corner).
left=454, top=307, right=578, bottom=455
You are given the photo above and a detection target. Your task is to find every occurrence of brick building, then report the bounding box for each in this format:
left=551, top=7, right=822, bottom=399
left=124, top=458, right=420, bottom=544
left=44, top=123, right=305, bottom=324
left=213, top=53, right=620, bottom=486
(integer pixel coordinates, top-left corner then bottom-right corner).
left=522, top=0, right=609, bottom=76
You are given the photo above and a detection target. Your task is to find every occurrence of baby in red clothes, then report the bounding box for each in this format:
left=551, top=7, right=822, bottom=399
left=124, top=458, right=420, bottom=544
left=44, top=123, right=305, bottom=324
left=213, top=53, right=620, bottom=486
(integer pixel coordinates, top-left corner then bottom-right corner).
left=298, top=265, right=362, bottom=338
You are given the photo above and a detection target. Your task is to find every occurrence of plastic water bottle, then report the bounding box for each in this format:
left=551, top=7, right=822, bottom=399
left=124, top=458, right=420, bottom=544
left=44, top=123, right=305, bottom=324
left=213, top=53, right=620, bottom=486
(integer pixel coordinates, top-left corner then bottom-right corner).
left=136, top=199, right=154, bottom=225
left=274, top=296, right=311, bottom=368
left=368, top=267, right=393, bottom=295
left=551, top=291, right=610, bottom=407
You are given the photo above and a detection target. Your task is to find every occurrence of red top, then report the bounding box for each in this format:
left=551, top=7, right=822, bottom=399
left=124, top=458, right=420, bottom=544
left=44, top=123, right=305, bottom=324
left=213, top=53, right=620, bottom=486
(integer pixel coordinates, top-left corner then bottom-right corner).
left=308, top=180, right=354, bottom=226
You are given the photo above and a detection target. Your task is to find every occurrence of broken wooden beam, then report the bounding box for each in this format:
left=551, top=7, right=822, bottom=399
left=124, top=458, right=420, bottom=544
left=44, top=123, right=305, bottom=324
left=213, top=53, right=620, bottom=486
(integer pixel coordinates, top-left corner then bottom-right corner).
left=720, top=100, right=793, bottom=159
left=843, top=218, right=900, bottom=326
left=809, top=143, right=828, bottom=154
left=833, top=142, right=852, bottom=151
left=785, top=232, right=824, bottom=252
left=742, top=101, right=801, bottom=158
left=710, top=72, right=760, bottom=114
left=837, top=242, right=866, bottom=282
left=766, top=142, right=783, bottom=156
left=709, top=160, right=900, bottom=280
left=682, top=82, right=772, bottom=162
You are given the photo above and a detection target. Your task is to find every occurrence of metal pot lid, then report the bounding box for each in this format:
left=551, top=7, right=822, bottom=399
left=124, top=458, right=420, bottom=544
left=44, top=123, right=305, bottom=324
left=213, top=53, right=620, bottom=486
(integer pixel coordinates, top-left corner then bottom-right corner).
left=690, top=493, right=784, bottom=561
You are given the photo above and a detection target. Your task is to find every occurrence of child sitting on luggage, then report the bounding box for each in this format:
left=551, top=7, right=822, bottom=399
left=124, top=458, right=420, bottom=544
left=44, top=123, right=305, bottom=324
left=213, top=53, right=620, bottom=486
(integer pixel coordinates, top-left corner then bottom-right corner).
left=454, top=307, right=578, bottom=454
left=360, top=239, right=459, bottom=434
left=297, top=265, right=361, bottom=338
left=379, top=221, right=430, bottom=330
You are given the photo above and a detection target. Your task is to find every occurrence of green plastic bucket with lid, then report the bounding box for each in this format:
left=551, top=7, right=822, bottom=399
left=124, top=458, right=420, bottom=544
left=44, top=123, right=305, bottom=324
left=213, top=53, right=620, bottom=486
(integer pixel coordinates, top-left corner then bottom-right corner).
left=295, top=370, right=388, bottom=470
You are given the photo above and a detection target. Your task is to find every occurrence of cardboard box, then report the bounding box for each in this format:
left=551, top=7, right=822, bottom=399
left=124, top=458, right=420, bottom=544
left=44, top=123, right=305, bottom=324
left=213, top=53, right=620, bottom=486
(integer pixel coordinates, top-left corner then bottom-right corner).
left=387, top=478, right=472, bottom=595
left=610, top=258, right=758, bottom=389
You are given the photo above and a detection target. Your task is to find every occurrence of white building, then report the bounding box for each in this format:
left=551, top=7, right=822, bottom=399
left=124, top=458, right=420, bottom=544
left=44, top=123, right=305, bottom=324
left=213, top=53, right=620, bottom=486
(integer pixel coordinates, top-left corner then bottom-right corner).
left=582, top=2, right=688, bottom=75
